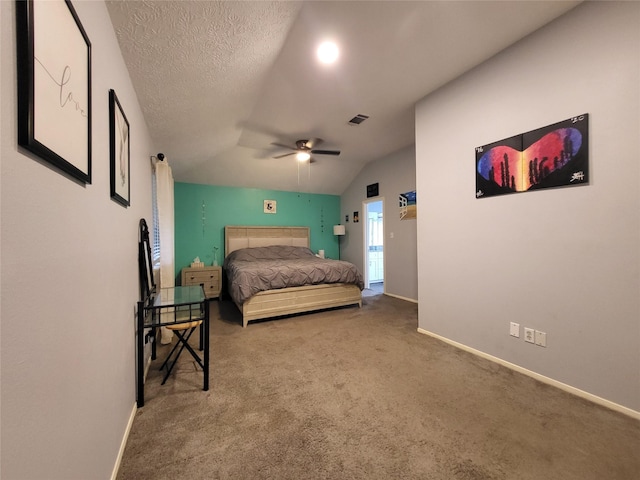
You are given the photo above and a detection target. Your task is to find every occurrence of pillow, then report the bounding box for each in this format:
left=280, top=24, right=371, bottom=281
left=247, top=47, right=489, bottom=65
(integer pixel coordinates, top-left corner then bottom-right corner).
left=225, top=245, right=316, bottom=263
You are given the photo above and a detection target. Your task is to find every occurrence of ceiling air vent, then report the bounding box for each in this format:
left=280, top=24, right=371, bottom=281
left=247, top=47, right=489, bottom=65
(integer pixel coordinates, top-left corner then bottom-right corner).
left=348, top=114, right=369, bottom=126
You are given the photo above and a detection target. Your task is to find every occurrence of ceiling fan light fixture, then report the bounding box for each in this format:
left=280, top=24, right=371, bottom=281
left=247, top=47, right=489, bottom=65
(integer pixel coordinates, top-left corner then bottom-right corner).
left=296, top=151, right=311, bottom=162
left=317, top=41, right=339, bottom=64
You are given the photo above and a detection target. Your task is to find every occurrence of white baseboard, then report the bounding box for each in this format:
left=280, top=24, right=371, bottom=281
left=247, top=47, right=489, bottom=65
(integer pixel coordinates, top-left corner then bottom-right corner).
left=417, top=328, right=640, bottom=421
left=384, top=292, right=418, bottom=304
left=111, top=353, right=151, bottom=479
left=110, top=402, right=137, bottom=480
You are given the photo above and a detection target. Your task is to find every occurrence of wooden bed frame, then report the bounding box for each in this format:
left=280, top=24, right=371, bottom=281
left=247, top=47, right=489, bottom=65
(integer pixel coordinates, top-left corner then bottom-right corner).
left=225, top=226, right=362, bottom=327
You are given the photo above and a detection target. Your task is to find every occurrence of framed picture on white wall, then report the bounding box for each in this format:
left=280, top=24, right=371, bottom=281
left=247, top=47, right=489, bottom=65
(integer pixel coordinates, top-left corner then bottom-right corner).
left=109, top=89, right=130, bottom=207
left=16, top=0, right=92, bottom=184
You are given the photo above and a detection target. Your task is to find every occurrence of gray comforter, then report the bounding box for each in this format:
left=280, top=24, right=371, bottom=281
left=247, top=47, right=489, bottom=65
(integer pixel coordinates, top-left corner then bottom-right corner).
left=223, top=245, right=364, bottom=305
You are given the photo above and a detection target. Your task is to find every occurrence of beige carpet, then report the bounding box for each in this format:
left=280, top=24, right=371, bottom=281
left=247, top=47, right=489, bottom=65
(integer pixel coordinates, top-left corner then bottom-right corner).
left=118, top=294, right=640, bottom=479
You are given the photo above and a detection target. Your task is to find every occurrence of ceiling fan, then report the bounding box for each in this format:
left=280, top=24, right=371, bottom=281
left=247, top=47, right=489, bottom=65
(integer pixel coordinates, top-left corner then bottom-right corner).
left=271, top=138, right=340, bottom=162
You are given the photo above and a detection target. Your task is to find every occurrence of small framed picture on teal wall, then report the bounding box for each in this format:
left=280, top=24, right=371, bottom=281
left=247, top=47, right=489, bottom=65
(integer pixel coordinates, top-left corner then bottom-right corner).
left=264, top=200, right=277, bottom=214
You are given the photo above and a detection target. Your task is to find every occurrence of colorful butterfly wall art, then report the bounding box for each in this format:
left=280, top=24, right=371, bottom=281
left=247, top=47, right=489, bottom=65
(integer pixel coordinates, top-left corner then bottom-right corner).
left=476, top=114, right=588, bottom=198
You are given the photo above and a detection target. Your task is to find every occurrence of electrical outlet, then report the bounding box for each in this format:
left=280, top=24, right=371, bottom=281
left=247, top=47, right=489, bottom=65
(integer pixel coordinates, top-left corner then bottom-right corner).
left=510, top=322, right=520, bottom=338
left=524, top=327, right=535, bottom=343
left=535, top=330, right=547, bottom=347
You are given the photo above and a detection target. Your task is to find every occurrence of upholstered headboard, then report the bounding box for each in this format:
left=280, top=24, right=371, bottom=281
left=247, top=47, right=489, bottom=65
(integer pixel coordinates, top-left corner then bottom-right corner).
left=224, top=226, right=310, bottom=256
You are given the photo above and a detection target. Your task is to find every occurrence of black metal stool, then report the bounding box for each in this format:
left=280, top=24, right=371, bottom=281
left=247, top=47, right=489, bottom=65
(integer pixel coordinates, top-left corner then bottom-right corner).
left=159, top=320, right=204, bottom=385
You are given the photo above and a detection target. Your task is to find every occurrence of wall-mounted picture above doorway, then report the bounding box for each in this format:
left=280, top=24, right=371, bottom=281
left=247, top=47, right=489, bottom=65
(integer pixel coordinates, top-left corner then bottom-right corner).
left=476, top=114, right=588, bottom=199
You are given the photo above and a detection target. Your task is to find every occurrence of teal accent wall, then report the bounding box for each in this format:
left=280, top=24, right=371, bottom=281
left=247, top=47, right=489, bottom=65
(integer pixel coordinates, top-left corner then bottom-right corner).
left=174, top=183, right=341, bottom=277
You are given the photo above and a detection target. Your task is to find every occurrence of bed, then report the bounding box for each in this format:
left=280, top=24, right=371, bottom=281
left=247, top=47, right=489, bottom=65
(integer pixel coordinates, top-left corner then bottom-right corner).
left=224, top=226, right=363, bottom=327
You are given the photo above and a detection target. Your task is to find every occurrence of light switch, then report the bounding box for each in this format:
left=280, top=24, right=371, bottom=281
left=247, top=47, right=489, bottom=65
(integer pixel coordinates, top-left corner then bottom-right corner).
left=510, top=322, right=520, bottom=338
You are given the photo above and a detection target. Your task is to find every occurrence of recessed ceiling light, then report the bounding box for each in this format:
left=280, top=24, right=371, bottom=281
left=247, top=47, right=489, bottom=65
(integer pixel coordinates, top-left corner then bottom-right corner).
left=317, top=41, right=339, bottom=64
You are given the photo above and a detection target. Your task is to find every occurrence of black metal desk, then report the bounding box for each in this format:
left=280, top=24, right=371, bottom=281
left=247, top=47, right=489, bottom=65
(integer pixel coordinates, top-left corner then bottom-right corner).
left=136, top=285, right=209, bottom=407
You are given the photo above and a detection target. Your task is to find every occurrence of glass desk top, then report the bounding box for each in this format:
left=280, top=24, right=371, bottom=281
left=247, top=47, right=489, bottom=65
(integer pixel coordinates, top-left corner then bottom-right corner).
left=149, top=285, right=205, bottom=309
left=143, top=286, right=206, bottom=328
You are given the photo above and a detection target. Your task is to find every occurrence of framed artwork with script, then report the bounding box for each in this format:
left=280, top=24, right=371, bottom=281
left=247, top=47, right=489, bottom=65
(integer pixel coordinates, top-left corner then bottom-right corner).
left=16, top=0, right=92, bottom=184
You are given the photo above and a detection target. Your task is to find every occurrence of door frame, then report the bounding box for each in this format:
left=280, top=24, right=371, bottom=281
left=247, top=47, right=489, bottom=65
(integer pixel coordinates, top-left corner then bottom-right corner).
left=362, top=197, right=384, bottom=290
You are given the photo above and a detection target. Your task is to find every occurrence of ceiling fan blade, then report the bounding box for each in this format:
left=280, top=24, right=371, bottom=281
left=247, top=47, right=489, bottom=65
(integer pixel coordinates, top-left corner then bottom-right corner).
left=271, top=142, right=296, bottom=150
left=310, top=149, right=340, bottom=156
left=304, top=137, right=323, bottom=150
left=273, top=152, right=296, bottom=159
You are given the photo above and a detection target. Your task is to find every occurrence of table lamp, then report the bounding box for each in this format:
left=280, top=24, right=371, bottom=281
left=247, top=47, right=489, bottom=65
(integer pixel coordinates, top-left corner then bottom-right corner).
left=333, top=224, right=346, bottom=259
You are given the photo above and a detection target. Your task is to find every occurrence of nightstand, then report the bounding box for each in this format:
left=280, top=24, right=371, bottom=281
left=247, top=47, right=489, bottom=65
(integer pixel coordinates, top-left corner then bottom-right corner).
left=181, top=266, right=222, bottom=299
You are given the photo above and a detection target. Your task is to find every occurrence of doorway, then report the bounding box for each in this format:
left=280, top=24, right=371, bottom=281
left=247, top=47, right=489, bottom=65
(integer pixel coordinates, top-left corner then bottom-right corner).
left=363, top=198, right=384, bottom=292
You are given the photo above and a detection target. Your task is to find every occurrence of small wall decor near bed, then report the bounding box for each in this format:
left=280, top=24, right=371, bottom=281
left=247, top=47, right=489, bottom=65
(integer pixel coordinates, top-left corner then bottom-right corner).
left=263, top=200, right=276, bottom=214
left=476, top=114, right=588, bottom=199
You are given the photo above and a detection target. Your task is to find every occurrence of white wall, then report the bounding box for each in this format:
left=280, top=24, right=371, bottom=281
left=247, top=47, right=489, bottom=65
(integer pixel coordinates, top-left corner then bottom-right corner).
left=415, top=2, right=639, bottom=412
left=341, top=145, right=418, bottom=302
left=1, top=2, right=156, bottom=478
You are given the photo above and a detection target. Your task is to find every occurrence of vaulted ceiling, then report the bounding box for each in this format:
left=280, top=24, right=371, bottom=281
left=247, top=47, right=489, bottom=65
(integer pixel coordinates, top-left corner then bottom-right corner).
left=106, top=0, right=581, bottom=195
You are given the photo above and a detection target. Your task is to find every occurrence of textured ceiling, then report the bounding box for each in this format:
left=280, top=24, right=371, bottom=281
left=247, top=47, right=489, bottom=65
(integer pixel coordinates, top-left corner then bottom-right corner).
left=106, top=0, right=581, bottom=195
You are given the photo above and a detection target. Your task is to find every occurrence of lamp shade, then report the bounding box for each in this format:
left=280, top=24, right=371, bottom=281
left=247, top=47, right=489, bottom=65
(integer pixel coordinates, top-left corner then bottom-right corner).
left=333, top=225, right=346, bottom=236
